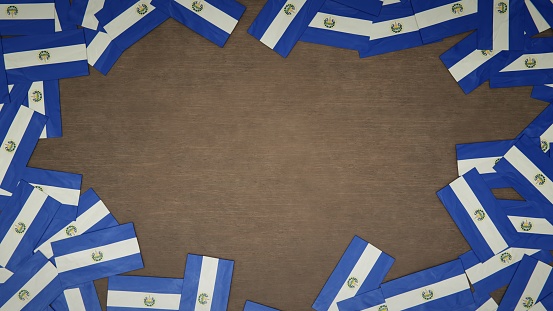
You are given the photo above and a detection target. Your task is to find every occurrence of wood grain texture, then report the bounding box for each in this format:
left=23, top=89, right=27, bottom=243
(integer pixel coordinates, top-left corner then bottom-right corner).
left=27, top=3, right=546, bottom=309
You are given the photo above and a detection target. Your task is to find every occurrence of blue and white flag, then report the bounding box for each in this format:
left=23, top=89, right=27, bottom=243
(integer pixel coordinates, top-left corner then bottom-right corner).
left=440, top=31, right=510, bottom=94
left=501, top=200, right=553, bottom=249
left=21, top=80, right=61, bottom=139
left=331, top=0, right=381, bottom=15
left=456, top=139, right=514, bottom=188
left=151, top=0, right=245, bottom=47
left=55, top=0, right=76, bottom=31
left=381, top=260, right=474, bottom=311
left=84, top=29, right=124, bottom=75
left=0, top=252, right=63, bottom=311
left=68, top=0, right=104, bottom=30
left=531, top=85, right=553, bottom=103
left=180, top=254, right=234, bottom=311
left=35, top=188, right=118, bottom=259
left=497, top=255, right=553, bottom=310
left=1, top=29, right=88, bottom=84
left=299, top=0, right=373, bottom=51
left=0, top=0, right=56, bottom=35
left=248, top=0, right=326, bottom=57
left=477, top=0, right=525, bottom=51
left=0, top=181, right=61, bottom=271
left=335, top=288, right=386, bottom=311
left=358, top=0, right=425, bottom=58
left=20, top=167, right=81, bottom=206
left=534, top=292, right=553, bottom=310
left=52, top=222, right=143, bottom=288
left=459, top=247, right=553, bottom=295
left=473, top=292, right=499, bottom=311
left=8, top=83, right=32, bottom=105
left=50, top=282, right=102, bottom=311
left=312, top=236, right=394, bottom=311
left=524, top=0, right=552, bottom=37
left=411, top=0, right=478, bottom=44
left=244, top=300, right=280, bottom=311
left=0, top=267, right=12, bottom=285
left=517, top=103, right=553, bottom=154
left=437, top=168, right=520, bottom=261
left=95, top=0, right=169, bottom=52
left=107, top=275, right=183, bottom=311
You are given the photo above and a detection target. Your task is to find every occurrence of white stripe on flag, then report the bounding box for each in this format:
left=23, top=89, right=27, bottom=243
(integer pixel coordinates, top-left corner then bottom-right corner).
left=86, top=31, right=112, bottom=66
left=195, top=256, right=219, bottom=310
left=493, top=0, right=509, bottom=51
left=259, top=0, right=307, bottom=49
left=329, top=244, right=383, bottom=311
left=0, top=4, right=55, bottom=20
left=108, top=290, right=181, bottom=310
left=386, top=274, right=469, bottom=310
left=82, top=0, right=104, bottom=30
left=65, top=288, right=86, bottom=310
left=103, top=0, right=156, bottom=40
left=515, top=261, right=552, bottom=311
left=533, top=302, right=548, bottom=311
left=174, top=0, right=239, bottom=34
left=503, top=146, right=553, bottom=203
left=477, top=298, right=498, bottom=311
left=508, top=216, right=553, bottom=235
left=500, top=53, right=553, bottom=72
left=0, top=262, right=57, bottom=311
left=55, top=237, right=140, bottom=273
left=448, top=50, right=498, bottom=82
left=0, top=106, right=34, bottom=184
left=414, top=0, right=477, bottom=29
left=0, top=188, right=10, bottom=196
left=361, top=304, right=386, bottom=311
left=0, top=189, right=48, bottom=267
left=0, top=268, right=13, bottom=283
left=369, top=16, right=419, bottom=40
left=541, top=125, right=553, bottom=152
left=30, top=184, right=80, bottom=206
left=4, top=44, right=87, bottom=70
left=458, top=157, right=499, bottom=175
left=525, top=0, right=550, bottom=33
left=308, top=13, right=372, bottom=36
left=26, top=82, right=46, bottom=139
left=35, top=200, right=110, bottom=259
left=465, top=248, right=540, bottom=284
left=450, top=176, right=509, bottom=254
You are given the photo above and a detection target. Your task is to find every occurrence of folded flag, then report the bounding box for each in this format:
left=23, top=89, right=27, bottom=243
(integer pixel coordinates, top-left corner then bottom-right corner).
left=517, top=103, right=553, bottom=153
left=332, top=0, right=381, bottom=15
left=497, top=255, right=553, bottom=310
left=151, top=0, right=245, bottom=48
left=50, top=282, right=102, bottom=311
left=0, top=0, right=56, bottom=35
left=107, top=275, right=183, bottom=311
left=411, top=0, right=478, bottom=44
left=524, top=0, right=551, bottom=36
left=0, top=253, right=63, bottom=311
left=440, top=31, right=510, bottom=94
left=180, top=254, right=234, bottom=311
left=19, top=167, right=81, bottom=206
left=244, top=300, right=280, bottom=311
left=52, top=222, right=143, bottom=288
left=0, top=268, right=12, bottom=285
left=459, top=247, right=553, bottom=295
left=531, top=85, right=553, bottom=103
left=381, top=259, right=473, bottom=311
left=299, top=0, right=373, bottom=51
left=68, top=0, right=104, bottom=30
left=0, top=181, right=61, bottom=271
left=501, top=200, right=553, bottom=249
left=84, top=29, right=125, bottom=75
left=312, top=236, right=394, bottom=311
left=2, top=29, right=88, bottom=84
left=248, top=0, right=326, bottom=57
left=335, top=288, right=386, bottom=311
left=477, top=0, right=525, bottom=51
left=437, top=168, right=519, bottom=261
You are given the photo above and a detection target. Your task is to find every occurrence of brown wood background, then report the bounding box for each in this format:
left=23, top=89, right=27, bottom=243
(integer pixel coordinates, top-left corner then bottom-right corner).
left=27, top=2, right=548, bottom=310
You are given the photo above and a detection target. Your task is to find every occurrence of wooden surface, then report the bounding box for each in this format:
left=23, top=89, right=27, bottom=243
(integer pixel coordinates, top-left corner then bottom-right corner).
left=28, top=3, right=547, bottom=310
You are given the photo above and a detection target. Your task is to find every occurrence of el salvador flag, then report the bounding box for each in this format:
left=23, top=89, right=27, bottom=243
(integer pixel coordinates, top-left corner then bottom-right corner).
left=524, top=0, right=552, bottom=37
left=17, top=80, right=62, bottom=139
left=1, top=29, right=88, bottom=84
left=312, top=236, right=394, bottom=311
left=502, top=200, right=553, bottom=249
left=244, top=300, right=280, bottom=311
left=477, top=0, right=525, bottom=51
left=0, top=0, right=56, bottom=35
left=20, top=167, right=82, bottom=206
left=456, top=139, right=515, bottom=189
left=437, top=168, right=520, bottom=261
left=411, top=0, right=478, bottom=44
left=0, top=252, right=63, bottom=311
left=248, top=0, right=326, bottom=57
left=0, top=268, right=13, bottom=285
left=35, top=188, right=119, bottom=259
left=517, top=103, right=553, bottom=154
left=55, top=0, right=76, bottom=32
left=459, top=247, right=553, bottom=295
left=531, top=85, right=553, bottom=103
left=498, top=255, right=553, bottom=310
left=299, top=0, right=373, bottom=51
left=335, top=288, right=387, bottom=311
left=180, top=254, right=234, bottom=311
left=381, top=260, right=474, bottom=311
left=151, top=0, right=246, bottom=48
left=440, top=31, right=510, bottom=94
left=0, top=181, right=61, bottom=271
left=84, top=29, right=125, bottom=75
left=68, top=0, right=105, bottom=30
left=52, top=222, right=143, bottom=288
left=51, top=282, right=102, bottom=311
left=108, top=275, right=183, bottom=311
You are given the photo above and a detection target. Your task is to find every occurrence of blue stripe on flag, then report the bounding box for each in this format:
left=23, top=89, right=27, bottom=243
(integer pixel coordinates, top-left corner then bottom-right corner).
left=502, top=200, right=553, bottom=249
left=55, top=0, right=76, bottom=31
left=0, top=41, right=8, bottom=103
left=21, top=167, right=82, bottom=194
left=83, top=29, right=124, bottom=75
left=0, top=0, right=56, bottom=35
left=332, top=0, right=381, bottom=16
left=109, top=275, right=183, bottom=293
left=77, top=188, right=119, bottom=232
left=68, top=0, right=105, bottom=30
left=107, top=276, right=182, bottom=311
left=51, top=282, right=102, bottom=311
left=244, top=300, right=280, bottom=311
left=531, top=85, right=553, bottom=103
left=539, top=292, right=553, bottom=309
left=517, top=103, right=553, bottom=144
left=8, top=83, right=32, bottom=105
left=336, top=288, right=386, bottom=311
left=472, top=292, right=498, bottom=310
left=529, top=0, right=553, bottom=29
left=477, top=0, right=525, bottom=51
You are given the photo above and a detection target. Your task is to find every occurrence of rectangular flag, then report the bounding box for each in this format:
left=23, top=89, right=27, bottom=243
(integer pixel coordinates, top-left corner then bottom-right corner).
left=0, top=181, right=61, bottom=271
left=107, top=275, right=183, bottom=310
left=459, top=247, right=553, bottom=295
left=497, top=255, right=553, bottom=310
left=151, top=0, right=246, bottom=47
left=68, top=0, right=105, bottom=30
left=332, top=0, right=381, bottom=15
left=50, top=282, right=102, bottom=311
left=0, top=252, right=63, bottom=311
left=52, top=222, right=143, bottom=288
left=440, top=31, right=510, bottom=94
left=531, top=85, right=553, bottom=103
left=299, top=0, right=373, bottom=51
left=2, top=29, right=88, bottom=84
left=244, top=300, right=280, bottom=311
left=0, top=268, right=13, bottom=285
left=20, top=167, right=81, bottom=206
left=456, top=139, right=515, bottom=188
left=524, top=0, right=552, bottom=37
left=411, top=0, right=478, bottom=44
left=248, top=0, right=326, bottom=57
left=84, top=29, right=125, bottom=75
left=437, top=168, right=520, bottom=261
left=0, top=0, right=56, bottom=35
left=336, top=288, right=386, bottom=311
left=312, top=236, right=394, bottom=311
left=502, top=200, right=553, bottom=250
left=477, top=0, right=525, bottom=51
left=180, top=254, right=234, bottom=311
left=381, top=260, right=474, bottom=311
